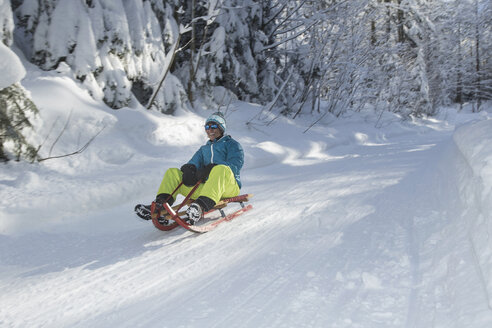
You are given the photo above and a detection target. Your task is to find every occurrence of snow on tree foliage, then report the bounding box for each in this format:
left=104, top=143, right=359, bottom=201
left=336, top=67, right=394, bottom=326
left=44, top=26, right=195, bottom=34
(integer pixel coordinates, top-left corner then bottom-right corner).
left=0, top=0, right=38, bottom=162
left=0, top=83, right=38, bottom=162
left=12, top=0, right=188, bottom=112
left=4, top=0, right=492, bottom=119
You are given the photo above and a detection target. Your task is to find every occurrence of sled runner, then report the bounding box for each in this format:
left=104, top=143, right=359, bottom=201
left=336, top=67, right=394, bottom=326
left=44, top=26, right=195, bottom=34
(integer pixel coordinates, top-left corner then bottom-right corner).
left=155, top=194, right=253, bottom=233
left=138, top=181, right=253, bottom=233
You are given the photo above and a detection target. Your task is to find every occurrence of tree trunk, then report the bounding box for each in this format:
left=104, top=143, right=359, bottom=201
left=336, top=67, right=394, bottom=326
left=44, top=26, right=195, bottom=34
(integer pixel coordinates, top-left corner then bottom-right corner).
left=187, top=0, right=196, bottom=105
left=397, top=0, right=405, bottom=43
left=456, top=17, right=463, bottom=108
left=474, top=0, right=481, bottom=111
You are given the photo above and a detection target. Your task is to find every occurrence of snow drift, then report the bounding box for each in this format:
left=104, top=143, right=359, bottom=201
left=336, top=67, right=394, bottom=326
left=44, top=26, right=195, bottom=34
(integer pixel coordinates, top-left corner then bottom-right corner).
left=453, top=118, right=492, bottom=308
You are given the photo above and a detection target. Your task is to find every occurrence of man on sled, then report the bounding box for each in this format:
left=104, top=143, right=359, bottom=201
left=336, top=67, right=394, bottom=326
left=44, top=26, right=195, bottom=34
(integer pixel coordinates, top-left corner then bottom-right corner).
left=135, top=112, right=250, bottom=232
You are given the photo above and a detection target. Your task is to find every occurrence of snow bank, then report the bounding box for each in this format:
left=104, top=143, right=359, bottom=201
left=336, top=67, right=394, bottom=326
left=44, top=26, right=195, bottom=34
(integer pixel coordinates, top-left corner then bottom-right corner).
left=453, top=118, right=492, bottom=307
left=0, top=68, right=207, bottom=235
left=0, top=0, right=24, bottom=89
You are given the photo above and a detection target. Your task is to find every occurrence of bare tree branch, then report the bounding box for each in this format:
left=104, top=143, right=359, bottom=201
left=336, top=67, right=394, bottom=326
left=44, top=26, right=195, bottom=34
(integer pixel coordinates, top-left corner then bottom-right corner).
left=49, top=109, right=72, bottom=157
left=147, top=33, right=182, bottom=110
left=38, top=125, right=106, bottom=162
left=246, top=69, right=294, bottom=125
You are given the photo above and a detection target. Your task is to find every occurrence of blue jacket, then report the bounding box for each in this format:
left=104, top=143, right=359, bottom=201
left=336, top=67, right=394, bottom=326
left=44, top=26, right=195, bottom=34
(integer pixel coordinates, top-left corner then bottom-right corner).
left=187, top=135, right=244, bottom=188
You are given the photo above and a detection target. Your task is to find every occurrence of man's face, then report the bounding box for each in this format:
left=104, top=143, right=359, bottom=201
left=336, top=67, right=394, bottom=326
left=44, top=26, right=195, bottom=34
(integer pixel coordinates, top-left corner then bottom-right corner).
left=205, top=122, right=223, bottom=141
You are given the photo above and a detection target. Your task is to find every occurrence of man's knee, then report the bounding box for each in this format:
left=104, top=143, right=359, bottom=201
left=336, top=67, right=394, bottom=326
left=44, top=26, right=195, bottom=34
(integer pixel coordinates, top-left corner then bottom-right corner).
left=210, top=164, right=232, bottom=176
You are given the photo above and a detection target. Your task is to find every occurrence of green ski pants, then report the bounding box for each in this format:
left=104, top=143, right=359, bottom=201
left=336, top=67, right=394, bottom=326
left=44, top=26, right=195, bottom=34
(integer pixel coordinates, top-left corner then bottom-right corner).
left=156, top=165, right=240, bottom=204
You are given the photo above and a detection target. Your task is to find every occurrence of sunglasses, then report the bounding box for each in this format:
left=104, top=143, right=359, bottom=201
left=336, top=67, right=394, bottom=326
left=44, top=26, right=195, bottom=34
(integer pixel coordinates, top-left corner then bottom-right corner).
left=205, top=123, right=219, bottom=130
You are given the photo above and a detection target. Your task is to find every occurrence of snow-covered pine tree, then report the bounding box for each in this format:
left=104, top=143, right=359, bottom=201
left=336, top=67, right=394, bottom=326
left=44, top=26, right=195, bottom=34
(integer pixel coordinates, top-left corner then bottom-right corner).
left=0, top=0, right=38, bottom=162
left=246, top=0, right=326, bottom=117
left=211, top=0, right=263, bottom=101
left=146, top=0, right=189, bottom=114
left=12, top=0, right=189, bottom=113
left=171, top=0, right=267, bottom=107
left=313, top=0, right=375, bottom=118
left=402, top=0, right=491, bottom=112
left=359, top=0, right=434, bottom=118
left=395, top=0, right=434, bottom=117
left=0, top=83, right=38, bottom=162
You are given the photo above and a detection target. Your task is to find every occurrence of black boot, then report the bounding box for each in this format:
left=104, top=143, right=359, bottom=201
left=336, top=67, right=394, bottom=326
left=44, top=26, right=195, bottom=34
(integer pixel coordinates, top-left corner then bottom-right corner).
left=151, top=193, right=175, bottom=225
left=185, top=196, right=216, bottom=225
left=196, top=196, right=215, bottom=212
left=135, top=204, right=152, bottom=220
left=155, top=193, right=175, bottom=206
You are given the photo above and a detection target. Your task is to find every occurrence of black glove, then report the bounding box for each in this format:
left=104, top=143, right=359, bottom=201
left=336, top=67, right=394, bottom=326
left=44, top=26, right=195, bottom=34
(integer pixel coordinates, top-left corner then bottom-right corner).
left=180, top=164, right=198, bottom=187
left=197, top=164, right=217, bottom=182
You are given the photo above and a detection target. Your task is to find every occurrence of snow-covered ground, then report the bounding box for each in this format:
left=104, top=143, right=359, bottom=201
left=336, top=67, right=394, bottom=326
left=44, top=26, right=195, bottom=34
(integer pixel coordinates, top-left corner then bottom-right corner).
left=1, top=69, right=492, bottom=327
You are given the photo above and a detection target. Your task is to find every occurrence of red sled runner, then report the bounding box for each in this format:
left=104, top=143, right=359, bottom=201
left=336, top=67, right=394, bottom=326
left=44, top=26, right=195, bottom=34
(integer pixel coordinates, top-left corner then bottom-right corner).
left=150, top=181, right=253, bottom=233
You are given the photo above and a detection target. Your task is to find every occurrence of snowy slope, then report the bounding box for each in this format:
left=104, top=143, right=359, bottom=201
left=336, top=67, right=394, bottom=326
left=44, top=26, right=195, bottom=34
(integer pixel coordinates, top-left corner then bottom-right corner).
left=1, top=70, right=492, bottom=327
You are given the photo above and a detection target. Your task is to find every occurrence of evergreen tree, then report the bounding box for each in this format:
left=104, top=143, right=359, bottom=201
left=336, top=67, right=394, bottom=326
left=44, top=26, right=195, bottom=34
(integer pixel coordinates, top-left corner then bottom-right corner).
left=13, top=0, right=188, bottom=113
left=0, top=84, right=38, bottom=162
left=1, top=0, right=38, bottom=162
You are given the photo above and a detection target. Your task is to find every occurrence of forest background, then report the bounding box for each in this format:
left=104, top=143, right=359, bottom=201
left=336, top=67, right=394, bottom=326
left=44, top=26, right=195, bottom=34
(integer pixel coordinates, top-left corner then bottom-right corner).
left=0, top=0, right=491, bottom=162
